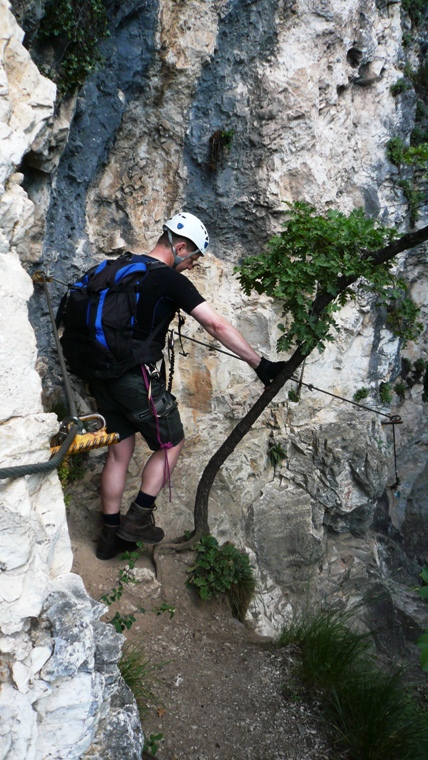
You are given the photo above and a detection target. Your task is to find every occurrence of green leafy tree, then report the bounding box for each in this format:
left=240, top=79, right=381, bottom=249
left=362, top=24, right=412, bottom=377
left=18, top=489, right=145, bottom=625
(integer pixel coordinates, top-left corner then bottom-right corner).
left=156, top=207, right=428, bottom=548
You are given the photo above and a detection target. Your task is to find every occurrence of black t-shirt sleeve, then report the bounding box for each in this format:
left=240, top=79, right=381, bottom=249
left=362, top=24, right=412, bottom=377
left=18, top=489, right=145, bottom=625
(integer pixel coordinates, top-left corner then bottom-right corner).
left=172, top=271, right=206, bottom=313
left=152, top=267, right=205, bottom=314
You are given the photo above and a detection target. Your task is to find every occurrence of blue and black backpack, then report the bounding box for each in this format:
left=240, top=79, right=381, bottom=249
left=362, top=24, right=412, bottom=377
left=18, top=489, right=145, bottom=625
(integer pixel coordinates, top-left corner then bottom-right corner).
left=59, top=252, right=167, bottom=381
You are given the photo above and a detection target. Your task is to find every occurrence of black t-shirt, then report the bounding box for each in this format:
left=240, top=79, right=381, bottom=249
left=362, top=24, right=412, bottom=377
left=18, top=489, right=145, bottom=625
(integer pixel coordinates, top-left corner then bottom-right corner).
left=132, top=255, right=205, bottom=359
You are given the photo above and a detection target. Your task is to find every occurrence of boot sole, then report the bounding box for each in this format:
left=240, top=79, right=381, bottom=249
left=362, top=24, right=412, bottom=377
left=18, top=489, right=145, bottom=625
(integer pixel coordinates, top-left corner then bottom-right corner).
left=96, top=537, right=137, bottom=560
left=116, top=529, right=164, bottom=544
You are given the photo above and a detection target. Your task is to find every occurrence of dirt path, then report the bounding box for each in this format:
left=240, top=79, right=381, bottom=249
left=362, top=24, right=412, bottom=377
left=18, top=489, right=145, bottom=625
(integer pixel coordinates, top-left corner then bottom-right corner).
left=67, top=480, right=335, bottom=760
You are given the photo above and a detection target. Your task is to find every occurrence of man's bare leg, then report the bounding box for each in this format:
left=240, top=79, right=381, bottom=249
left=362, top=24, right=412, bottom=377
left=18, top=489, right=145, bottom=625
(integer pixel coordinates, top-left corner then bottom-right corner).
left=116, top=438, right=185, bottom=543
left=140, top=438, right=185, bottom=496
left=100, top=434, right=136, bottom=515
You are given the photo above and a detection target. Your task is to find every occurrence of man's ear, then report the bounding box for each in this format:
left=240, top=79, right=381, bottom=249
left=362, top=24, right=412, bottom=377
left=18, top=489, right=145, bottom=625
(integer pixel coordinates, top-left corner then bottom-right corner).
left=175, top=240, right=187, bottom=255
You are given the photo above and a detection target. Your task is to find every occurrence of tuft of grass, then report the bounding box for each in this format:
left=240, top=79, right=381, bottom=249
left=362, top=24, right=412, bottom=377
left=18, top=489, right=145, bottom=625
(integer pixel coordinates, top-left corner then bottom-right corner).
left=353, top=387, right=369, bottom=403
left=279, top=607, right=428, bottom=760
left=327, top=669, right=428, bottom=760
left=119, top=640, right=163, bottom=718
left=279, top=606, right=373, bottom=691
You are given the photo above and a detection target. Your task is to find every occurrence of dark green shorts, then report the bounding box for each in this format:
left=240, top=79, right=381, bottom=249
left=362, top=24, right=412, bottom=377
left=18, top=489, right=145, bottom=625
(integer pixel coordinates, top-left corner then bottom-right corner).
left=89, top=371, right=184, bottom=450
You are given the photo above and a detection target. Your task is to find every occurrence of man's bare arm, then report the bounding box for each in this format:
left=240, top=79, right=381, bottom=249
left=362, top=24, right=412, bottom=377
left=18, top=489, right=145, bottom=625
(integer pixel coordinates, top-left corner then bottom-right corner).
left=190, top=302, right=261, bottom=369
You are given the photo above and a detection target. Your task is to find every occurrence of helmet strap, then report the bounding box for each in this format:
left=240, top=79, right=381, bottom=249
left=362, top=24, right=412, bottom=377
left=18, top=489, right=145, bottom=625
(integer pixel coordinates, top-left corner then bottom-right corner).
left=167, top=228, right=198, bottom=268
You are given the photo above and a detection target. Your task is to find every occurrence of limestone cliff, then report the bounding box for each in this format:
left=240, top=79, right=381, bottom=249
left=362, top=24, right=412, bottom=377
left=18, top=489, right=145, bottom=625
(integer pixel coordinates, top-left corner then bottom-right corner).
left=1, top=0, right=427, bottom=757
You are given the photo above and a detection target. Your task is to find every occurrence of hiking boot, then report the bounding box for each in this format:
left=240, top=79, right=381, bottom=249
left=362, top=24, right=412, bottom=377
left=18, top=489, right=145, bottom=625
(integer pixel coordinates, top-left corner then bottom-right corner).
left=116, top=502, right=165, bottom=544
left=96, top=524, right=136, bottom=560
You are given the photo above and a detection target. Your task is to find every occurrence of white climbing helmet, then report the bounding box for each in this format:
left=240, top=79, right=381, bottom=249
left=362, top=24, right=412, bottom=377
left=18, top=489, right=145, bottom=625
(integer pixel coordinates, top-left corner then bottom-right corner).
left=163, top=212, right=209, bottom=256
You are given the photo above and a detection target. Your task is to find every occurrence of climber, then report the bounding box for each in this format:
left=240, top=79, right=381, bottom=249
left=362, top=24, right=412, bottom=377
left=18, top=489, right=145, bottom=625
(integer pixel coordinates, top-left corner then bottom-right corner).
left=90, top=211, right=285, bottom=560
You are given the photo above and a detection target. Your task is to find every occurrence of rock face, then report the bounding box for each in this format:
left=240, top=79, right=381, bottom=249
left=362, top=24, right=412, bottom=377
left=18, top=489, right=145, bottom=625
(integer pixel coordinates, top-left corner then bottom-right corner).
left=1, top=0, right=427, bottom=756
left=0, top=3, right=143, bottom=758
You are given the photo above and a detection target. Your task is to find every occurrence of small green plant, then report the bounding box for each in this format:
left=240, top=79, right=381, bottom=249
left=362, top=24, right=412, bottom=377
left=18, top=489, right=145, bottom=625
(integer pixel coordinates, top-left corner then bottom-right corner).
left=414, top=358, right=427, bottom=373
left=57, top=454, right=87, bottom=488
left=402, top=31, right=413, bottom=48
left=379, top=382, right=393, bottom=404
left=153, top=602, right=175, bottom=619
left=38, top=0, right=110, bottom=93
left=382, top=280, right=424, bottom=340
left=186, top=535, right=256, bottom=622
left=394, top=381, right=407, bottom=400
left=143, top=733, right=164, bottom=756
left=209, top=128, right=234, bottom=170
left=111, top=611, right=136, bottom=632
left=101, top=546, right=175, bottom=632
left=386, top=137, right=406, bottom=166
left=288, top=388, right=300, bottom=402
left=401, top=357, right=412, bottom=376
left=267, top=441, right=287, bottom=469
left=403, top=143, right=428, bottom=165
left=353, top=387, right=369, bottom=402
left=398, top=180, right=425, bottom=227
left=416, top=569, right=428, bottom=673
left=100, top=549, right=141, bottom=606
left=390, top=78, right=412, bottom=97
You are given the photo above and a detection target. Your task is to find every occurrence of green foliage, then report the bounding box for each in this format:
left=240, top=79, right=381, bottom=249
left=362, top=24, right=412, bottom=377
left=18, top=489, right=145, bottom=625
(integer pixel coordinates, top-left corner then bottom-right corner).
left=386, top=137, right=406, bottom=166
left=401, top=357, right=412, bottom=376
left=414, top=358, right=427, bottom=373
left=57, top=453, right=87, bottom=488
left=402, top=31, right=413, bottom=48
left=327, top=669, right=428, bottom=759
left=288, top=389, right=300, bottom=402
left=279, top=606, right=428, bottom=759
left=186, top=535, right=256, bottom=621
left=110, top=611, right=136, bottom=632
left=416, top=570, right=428, bottom=673
left=235, top=202, right=417, bottom=355
left=144, top=733, right=164, bottom=756
left=101, top=546, right=175, bottom=632
left=385, top=133, right=428, bottom=227
left=398, top=180, right=425, bottom=227
left=221, top=129, right=234, bottom=147
left=39, top=0, right=110, bottom=93
left=404, top=143, right=428, bottom=165
left=209, top=128, right=234, bottom=170
left=402, top=0, right=428, bottom=27
left=379, top=382, right=393, bottom=404
left=394, top=381, right=407, bottom=400
left=353, top=387, right=369, bottom=402
left=279, top=606, right=373, bottom=690
left=390, top=78, right=412, bottom=97
left=267, top=441, right=287, bottom=469
left=382, top=278, right=424, bottom=342
left=119, top=640, right=163, bottom=717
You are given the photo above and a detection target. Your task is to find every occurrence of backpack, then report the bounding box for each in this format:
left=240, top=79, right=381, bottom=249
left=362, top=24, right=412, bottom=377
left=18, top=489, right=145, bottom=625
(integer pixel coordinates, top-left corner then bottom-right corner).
left=58, top=253, right=168, bottom=381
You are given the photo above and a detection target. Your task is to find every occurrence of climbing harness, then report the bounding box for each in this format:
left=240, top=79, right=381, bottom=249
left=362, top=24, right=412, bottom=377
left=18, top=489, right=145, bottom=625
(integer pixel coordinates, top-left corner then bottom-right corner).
left=167, top=329, right=175, bottom=393
left=0, top=271, right=119, bottom=481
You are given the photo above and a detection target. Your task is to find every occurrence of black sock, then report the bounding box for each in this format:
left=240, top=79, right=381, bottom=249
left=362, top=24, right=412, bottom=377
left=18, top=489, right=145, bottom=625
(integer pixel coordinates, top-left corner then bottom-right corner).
left=103, top=512, right=120, bottom=526
left=135, top=491, right=156, bottom=509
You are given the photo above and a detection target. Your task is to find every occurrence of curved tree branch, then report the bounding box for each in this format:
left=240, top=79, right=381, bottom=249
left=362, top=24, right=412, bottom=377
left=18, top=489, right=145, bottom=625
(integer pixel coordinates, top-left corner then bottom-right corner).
left=169, top=225, right=428, bottom=548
